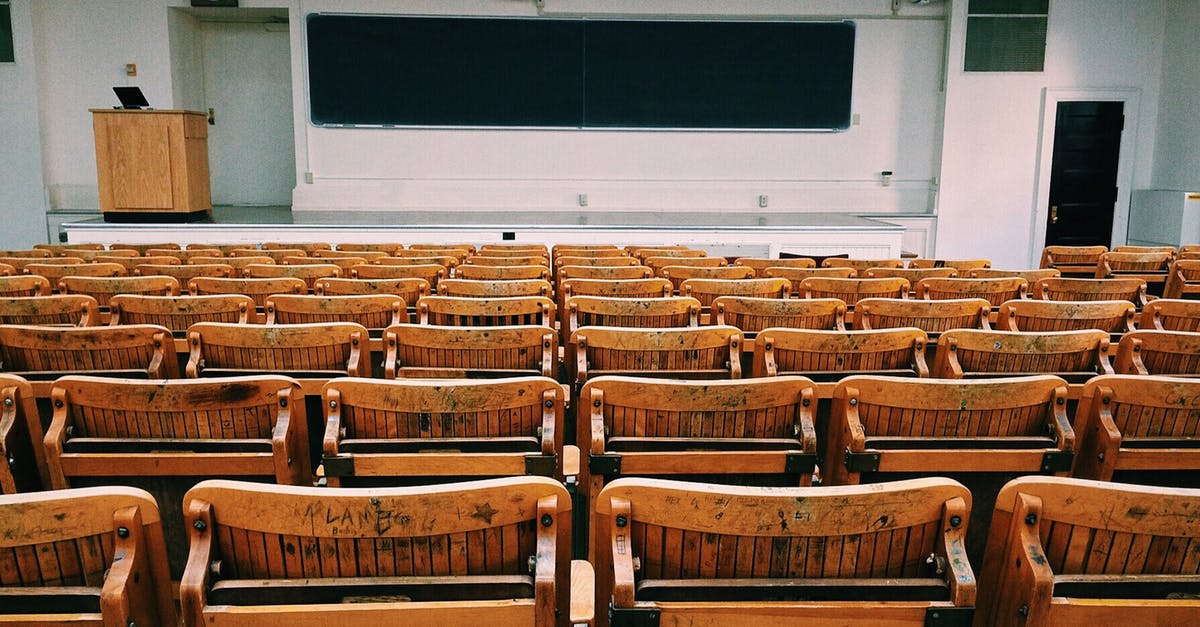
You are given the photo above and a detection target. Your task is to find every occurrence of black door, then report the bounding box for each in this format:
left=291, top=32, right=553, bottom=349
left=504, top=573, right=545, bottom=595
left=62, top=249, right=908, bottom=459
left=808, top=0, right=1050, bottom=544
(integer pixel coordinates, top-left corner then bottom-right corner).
left=1045, top=101, right=1124, bottom=246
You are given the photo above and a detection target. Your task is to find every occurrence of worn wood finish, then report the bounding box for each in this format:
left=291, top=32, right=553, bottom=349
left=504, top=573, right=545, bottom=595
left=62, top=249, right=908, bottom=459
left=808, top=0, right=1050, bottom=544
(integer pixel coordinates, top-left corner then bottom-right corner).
left=1114, top=245, right=1178, bottom=255
left=1114, top=330, right=1200, bottom=376
left=662, top=266, right=755, bottom=293
left=0, top=275, right=51, bottom=298
left=864, top=267, right=959, bottom=282
left=110, top=294, right=254, bottom=331
left=335, top=242, right=405, bottom=255
left=1073, top=374, right=1200, bottom=481
left=976, top=476, right=1200, bottom=626
left=763, top=267, right=858, bottom=294
left=1140, top=298, right=1200, bottom=331
left=0, top=374, right=47, bottom=493
left=385, top=324, right=556, bottom=379
left=150, top=248, right=223, bottom=262
left=180, top=477, right=570, bottom=626
left=557, top=266, right=653, bottom=285
left=553, top=244, right=621, bottom=255
left=645, top=256, right=727, bottom=277
left=187, top=322, right=369, bottom=378
left=384, top=253, right=465, bottom=270
left=909, top=259, right=992, bottom=271
left=799, top=277, right=909, bottom=307
left=352, top=263, right=445, bottom=292
left=854, top=298, right=990, bottom=333
left=474, top=250, right=550, bottom=262
left=480, top=243, right=549, bottom=255
left=188, top=277, right=306, bottom=308
left=25, top=263, right=126, bottom=286
left=1040, top=245, right=1109, bottom=276
left=821, top=258, right=906, bottom=272
left=287, top=255, right=367, bottom=277
left=69, top=249, right=139, bottom=262
left=915, top=277, right=1028, bottom=307
left=753, top=328, right=929, bottom=379
left=682, top=278, right=791, bottom=310
left=631, top=248, right=706, bottom=263
left=0, top=263, right=12, bottom=277
left=134, top=263, right=234, bottom=290
left=266, top=294, right=406, bottom=328
left=457, top=265, right=551, bottom=281
left=826, top=375, right=1072, bottom=485
left=439, top=279, right=553, bottom=299
left=1162, top=259, right=1200, bottom=299
left=261, top=242, right=332, bottom=253
left=1034, top=277, right=1149, bottom=308
left=44, top=374, right=310, bottom=487
left=36, top=243, right=106, bottom=254
left=189, top=255, right=275, bottom=270
left=566, top=296, right=699, bottom=339
left=419, top=296, right=554, bottom=328
left=117, top=243, right=180, bottom=254
left=0, top=295, right=98, bottom=327
left=968, top=267, right=1062, bottom=282
left=322, top=376, right=564, bottom=483
left=571, top=325, right=743, bottom=384
left=465, top=255, right=549, bottom=268
left=593, top=477, right=974, bottom=627
left=714, top=296, right=846, bottom=333
left=1095, top=251, right=1172, bottom=282
left=0, top=324, right=178, bottom=379
left=0, top=249, right=52, bottom=258
left=316, top=277, right=431, bottom=304
left=312, top=249, right=390, bottom=262
left=997, top=299, right=1136, bottom=333
left=0, top=485, right=177, bottom=625
left=93, top=255, right=180, bottom=272
left=59, top=275, right=181, bottom=308
left=230, top=248, right=307, bottom=262
left=244, top=263, right=340, bottom=290
left=186, top=243, right=246, bottom=254
left=407, top=242, right=477, bottom=257
left=934, top=329, right=1113, bottom=380
left=733, top=258, right=816, bottom=275
left=552, top=256, right=639, bottom=271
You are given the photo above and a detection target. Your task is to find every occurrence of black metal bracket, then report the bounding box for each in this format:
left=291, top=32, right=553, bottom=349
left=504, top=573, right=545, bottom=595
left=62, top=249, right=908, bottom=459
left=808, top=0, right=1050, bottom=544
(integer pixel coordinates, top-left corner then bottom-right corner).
left=589, top=453, right=622, bottom=476
left=322, top=455, right=354, bottom=477
left=844, top=450, right=881, bottom=473
left=1041, top=450, right=1074, bottom=473
left=610, top=605, right=661, bottom=627
left=524, top=454, right=556, bottom=477
left=924, top=607, right=974, bottom=626
left=784, top=452, right=818, bottom=474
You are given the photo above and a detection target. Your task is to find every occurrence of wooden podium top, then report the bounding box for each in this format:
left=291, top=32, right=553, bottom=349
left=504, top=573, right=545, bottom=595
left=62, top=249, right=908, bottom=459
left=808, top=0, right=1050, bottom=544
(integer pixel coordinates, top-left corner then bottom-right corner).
left=90, top=109, right=205, bottom=115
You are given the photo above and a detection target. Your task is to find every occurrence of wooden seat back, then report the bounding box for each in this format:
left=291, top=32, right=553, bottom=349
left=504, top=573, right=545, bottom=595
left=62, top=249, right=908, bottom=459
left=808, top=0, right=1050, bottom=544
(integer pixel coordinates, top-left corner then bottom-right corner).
left=821, top=258, right=906, bottom=272
left=1139, top=297, right=1200, bottom=331
left=661, top=265, right=754, bottom=293
left=0, top=248, right=52, bottom=258
left=1114, top=329, right=1200, bottom=376
left=439, top=278, right=553, bottom=298
left=854, top=297, right=990, bottom=333
left=480, top=243, right=549, bottom=256
left=798, top=276, right=909, bottom=306
left=557, top=265, right=653, bottom=282
left=407, top=242, right=477, bottom=256
left=1073, top=374, right=1200, bottom=481
left=466, top=254, right=549, bottom=267
left=763, top=266, right=857, bottom=293
left=261, top=241, right=331, bottom=253
left=681, top=277, right=791, bottom=309
left=967, top=267, right=1061, bottom=282
left=153, top=248, right=222, bottom=261
left=1162, top=258, right=1200, bottom=299
left=266, top=293, right=407, bottom=328
left=1039, top=245, right=1108, bottom=275
left=380, top=254, right=462, bottom=273
left=385, top=323, right=556, bottom=378
left=977, top=476, right=1200, bottom=625
left=864, top=266, right=958, bottom=282
left=287, top=255, right=366, bottom=276
left=644, top=255, right=726, bottom=276
left=1113, top=245, right=1177, bottom=255
left=180, top=477, right=570, bottom=626
left=1095, top=250, right=1172, bottom=278
left=419, top=295, right=554, bottom=327
left=189, top=255, right=275, bottom=270
left=35, top=243, right=106, bottom=254
left=915, top=277, right=1027, bottom=307
left=316, top=277, right=431, bottom=303
left=119, top=242, right=180, bottom=254
left=71, top=249, right=139, bottom=261
left=567, top=296, right=700, bottom=340
left=234, top=248, right=307, bottom=262
left=0, top=485, right=176, bottom=625
left=94, top=255, right=181, bottom=272
left=188, top=276, right=306, bottom=307
left=457, top=264, right=551, bottom=281
left=312, top=249, right=390, bottom=261
left=561, top=278, right=671, bottom=301
left=25, top=262, right=126, bottom=285
left=552, top=244, right=621, bottom=256
left=714, top=296, right=846, bottom=333
left=0, top=294, right=98, bottom=326
left=570, top=325, right=743, bottom=384
left=631, top=248, right=706, bottom=263
left=186, top=322, right=370, bottom=378
left=934, top=329, right=1113, bottom=381
left=732, top=257, right=816, bottom=274
left=321, top=376, right=565, bottom=485
left=593, top=477, right=973, bottom=627
left=826, top=375, right=1072, bottom=485
left=352, top=262, right=445, bottom=291
left=134, top=262, right=236, bottom=287
left=0, top=263, right=12, bottom=277
left=996, top=299, right=1136, bottom=333
left=908, top=258, right=992, bottom=270
left=335, top=242, right=405, bottom=255
left=0, top=374, right=45, bottom=493
left=753, top=327, right=929, bottom=379
left=110, top=294, right=254, bottom=330
left=244, top=263, right=340, bottom=289
left=0, top=324, right=178, bottom=379
left=186, top=243, right=246, bottom=254
left=553, top=255, right=640, bottom=271
left=1034, top=277, right=1149, bottom=307
left=59, top=274, right=181, bottom=307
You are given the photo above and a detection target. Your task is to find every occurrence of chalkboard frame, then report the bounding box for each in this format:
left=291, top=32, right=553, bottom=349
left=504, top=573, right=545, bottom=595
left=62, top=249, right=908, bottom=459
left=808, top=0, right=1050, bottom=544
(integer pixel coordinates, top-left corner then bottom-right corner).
left=306, top=13, right=856, bottom=132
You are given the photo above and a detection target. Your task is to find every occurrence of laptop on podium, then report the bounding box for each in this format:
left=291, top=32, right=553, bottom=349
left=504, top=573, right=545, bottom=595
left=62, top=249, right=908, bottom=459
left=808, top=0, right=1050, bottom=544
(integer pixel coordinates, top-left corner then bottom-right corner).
left=113, top=86, right=150, bottom=110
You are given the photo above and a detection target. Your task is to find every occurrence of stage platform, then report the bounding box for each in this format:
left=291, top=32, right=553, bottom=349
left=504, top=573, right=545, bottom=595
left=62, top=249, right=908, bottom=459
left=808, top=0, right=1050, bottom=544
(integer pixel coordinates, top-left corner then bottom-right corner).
left=63, top=207, right=906, bottom=258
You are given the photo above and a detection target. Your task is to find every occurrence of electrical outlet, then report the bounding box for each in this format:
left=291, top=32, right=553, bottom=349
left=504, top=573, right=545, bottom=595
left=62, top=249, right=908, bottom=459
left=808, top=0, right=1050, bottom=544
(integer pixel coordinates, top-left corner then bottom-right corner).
left=125, top=63, right=137, bottom=77
left=758, top=195, right=769, bottom=208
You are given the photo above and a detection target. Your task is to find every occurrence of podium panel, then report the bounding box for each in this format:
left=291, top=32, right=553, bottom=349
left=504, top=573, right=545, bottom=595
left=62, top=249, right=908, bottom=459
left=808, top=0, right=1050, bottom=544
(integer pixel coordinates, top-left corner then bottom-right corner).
left=92, top=109, right=211, bottom=217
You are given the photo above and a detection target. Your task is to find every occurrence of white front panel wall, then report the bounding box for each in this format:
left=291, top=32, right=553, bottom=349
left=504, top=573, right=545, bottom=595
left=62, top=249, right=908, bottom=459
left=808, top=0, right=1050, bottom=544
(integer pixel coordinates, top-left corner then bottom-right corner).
left=0, top=0, right=49, bottom=247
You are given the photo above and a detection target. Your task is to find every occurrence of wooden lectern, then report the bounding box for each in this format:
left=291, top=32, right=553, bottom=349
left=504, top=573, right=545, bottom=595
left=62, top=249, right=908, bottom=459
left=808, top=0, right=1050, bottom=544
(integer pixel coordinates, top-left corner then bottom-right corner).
left=91, top=109, right=211, bottom=219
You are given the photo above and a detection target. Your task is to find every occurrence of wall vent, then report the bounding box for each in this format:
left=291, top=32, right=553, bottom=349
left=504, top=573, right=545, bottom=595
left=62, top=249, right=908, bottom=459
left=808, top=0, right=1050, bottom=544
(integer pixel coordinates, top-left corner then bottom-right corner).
left=964, top=0, right=1048, bottom=72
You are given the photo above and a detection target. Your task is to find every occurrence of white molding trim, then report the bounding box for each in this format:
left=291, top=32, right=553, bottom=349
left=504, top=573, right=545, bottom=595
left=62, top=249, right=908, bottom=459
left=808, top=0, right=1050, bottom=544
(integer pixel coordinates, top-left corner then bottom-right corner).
left=1029, top=87, right=1141, bottom=267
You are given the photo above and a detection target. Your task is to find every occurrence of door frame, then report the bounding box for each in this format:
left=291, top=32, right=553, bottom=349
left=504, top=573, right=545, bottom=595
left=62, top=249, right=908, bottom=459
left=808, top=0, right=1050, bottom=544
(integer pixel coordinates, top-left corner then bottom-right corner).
left=1029, top=87, right=1140, bottom=267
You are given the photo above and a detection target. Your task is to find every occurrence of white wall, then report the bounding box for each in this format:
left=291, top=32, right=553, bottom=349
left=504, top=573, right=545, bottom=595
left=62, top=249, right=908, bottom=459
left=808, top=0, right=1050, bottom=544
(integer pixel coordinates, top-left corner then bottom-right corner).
left=936, top=0, right=1167, bottom=268
left=31, top=0, right=177, bottom=211
left=168, top=6, right=204, bottom=111
left=1153, top=0, right=1200, bottom=191
left=292, top=0, right=948, bottom=214
left=0, top=0, right=49, bottom=246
